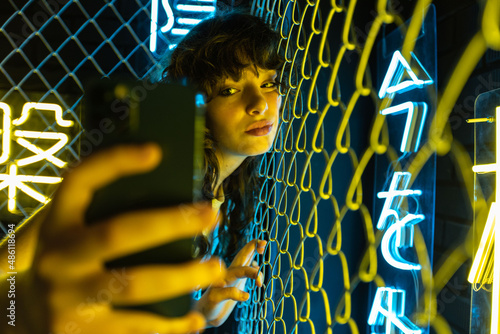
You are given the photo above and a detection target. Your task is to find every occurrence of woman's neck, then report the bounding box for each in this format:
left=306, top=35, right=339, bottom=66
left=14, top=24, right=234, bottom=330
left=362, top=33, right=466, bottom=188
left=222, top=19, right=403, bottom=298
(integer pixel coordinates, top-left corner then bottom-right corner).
left=213, top=150, right=246, bottom=196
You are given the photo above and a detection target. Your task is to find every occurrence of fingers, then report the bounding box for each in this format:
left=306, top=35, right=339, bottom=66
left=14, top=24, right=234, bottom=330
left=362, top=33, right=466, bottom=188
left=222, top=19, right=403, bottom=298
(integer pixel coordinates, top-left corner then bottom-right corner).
left=42, top=256, right=225, bottom=303
left=47, top=143, right=162, bottom=230
left=153, top=311, right=206, bottom=334
left=155, top=311, right=206, bottom=334
left=103, top=259, right=225, bottom=305
left=256, top=240, right=266, bottom=254
left=41, top=203, right=216, bottom=273
left=231, top=239, right=267, bottom=267
left=207, top=287, right=250, bottom=304
left=90, top=203, right=216, bottom=261
left=60, top=307, right=206, bottom=334
left=211, top=263, right=263, bottom=290
left=252, top=261, right=265, bottom=287
left=222, top=266, right=261, bottom=288
left=47, top=257, right=227, bottom=333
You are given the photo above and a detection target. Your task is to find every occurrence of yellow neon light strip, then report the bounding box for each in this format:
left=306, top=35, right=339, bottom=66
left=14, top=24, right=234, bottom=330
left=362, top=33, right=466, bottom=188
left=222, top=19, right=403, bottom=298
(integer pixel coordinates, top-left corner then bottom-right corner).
left=468, top=202, right=495, bottom=285
left=0, top=102, right=11, bottom=164
left=13, top=102, right=74, bottom=127
left=469, top=106, right=500, bottom=331
left=493, top=106, right=500, bottom=333
left=472, top=163, right=497, bottom=174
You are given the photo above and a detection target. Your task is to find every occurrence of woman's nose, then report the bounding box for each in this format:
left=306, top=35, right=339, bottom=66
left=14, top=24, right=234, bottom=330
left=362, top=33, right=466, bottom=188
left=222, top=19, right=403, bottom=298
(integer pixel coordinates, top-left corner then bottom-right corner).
left=246, top=89, right=268, bottom=115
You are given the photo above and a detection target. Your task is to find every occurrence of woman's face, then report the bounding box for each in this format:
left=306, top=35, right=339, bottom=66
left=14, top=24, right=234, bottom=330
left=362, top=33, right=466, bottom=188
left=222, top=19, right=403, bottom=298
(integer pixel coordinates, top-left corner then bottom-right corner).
left=206, top=66, right=281, bottom=161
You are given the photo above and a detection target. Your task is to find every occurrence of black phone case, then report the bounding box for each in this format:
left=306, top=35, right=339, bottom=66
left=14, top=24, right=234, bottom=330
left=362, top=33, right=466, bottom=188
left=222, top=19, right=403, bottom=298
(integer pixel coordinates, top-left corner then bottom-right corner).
left=83, top=78, right=205, bottom=317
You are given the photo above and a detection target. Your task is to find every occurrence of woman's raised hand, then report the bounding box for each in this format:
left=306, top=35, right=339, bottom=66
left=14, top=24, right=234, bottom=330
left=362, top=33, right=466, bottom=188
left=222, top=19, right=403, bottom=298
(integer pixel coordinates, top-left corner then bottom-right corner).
left=195, top=239, right=266, bottom=327
left=1, top=144, right=225, bottom=334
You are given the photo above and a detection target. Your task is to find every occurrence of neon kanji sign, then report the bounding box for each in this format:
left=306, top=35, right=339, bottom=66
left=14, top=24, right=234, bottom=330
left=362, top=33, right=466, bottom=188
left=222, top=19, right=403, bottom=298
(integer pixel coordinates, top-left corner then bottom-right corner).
left=0, top=102, right=73, bottom=212
left=378, top=51, right=433, bottom=153
left=150, top=0, right=216, bottom=54
left=377, top=172, right=424, bottom=271
left=369, top=46, right=435, bottom=333
left=369, top=287, right=422, bottom=334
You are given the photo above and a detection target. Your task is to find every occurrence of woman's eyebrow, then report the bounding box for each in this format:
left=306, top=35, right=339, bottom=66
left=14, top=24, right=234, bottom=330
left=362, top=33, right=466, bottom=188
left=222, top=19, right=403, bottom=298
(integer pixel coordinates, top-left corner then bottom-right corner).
left=260, top=69, right=278, bottom=80
left=222, top=76, right=238, bottom=84
left=264, top=73, right=278, bottom=82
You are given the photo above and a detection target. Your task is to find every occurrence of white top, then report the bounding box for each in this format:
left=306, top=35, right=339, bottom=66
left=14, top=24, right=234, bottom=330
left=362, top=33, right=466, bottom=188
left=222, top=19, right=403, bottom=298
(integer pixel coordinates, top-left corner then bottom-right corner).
left=193, top=190, right=225, bottom=301
left=204, top=189, right=225, bottom=255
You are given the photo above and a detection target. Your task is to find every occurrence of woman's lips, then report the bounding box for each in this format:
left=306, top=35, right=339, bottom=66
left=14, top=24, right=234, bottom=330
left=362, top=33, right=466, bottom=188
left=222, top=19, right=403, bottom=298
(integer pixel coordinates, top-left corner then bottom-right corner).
left=245, top=120, right=274, bottom=136
left=246, top=125, right=273, bottom=136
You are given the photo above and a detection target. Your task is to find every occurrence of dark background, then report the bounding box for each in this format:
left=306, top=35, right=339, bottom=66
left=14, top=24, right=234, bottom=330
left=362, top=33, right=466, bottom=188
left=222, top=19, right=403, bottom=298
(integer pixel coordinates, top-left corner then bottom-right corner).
left=1, top=0, right=499, bottom=333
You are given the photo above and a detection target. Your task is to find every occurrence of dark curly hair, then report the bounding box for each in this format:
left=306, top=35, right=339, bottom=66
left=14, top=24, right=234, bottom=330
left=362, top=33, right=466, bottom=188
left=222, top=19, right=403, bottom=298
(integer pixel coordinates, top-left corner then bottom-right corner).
left=157, top=12, right=284, bottom=264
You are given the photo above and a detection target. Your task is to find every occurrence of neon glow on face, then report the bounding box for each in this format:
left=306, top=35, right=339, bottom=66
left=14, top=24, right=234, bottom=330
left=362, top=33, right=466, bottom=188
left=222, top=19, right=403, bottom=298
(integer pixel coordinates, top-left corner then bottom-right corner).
left=205, top=67, right=281, bottom=161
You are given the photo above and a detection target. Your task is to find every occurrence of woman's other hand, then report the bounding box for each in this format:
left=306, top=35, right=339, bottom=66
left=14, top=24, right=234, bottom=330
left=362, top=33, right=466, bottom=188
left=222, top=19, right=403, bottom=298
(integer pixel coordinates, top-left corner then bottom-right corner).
left=195, top=239, right=266, bottom=327
left=1, top=143, right=225, bottom=334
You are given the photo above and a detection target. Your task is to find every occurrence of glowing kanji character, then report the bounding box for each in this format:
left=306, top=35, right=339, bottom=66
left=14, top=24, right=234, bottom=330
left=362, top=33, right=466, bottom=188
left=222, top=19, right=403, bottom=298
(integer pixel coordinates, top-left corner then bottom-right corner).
left=150, top=0, right=174, bottom=52
left=380, top=102, right=428, bottom=152
left=0, top=163, right=62, bottom=212
left=377, top=172, right=422, bottom=229
left=368, top=287, right=422, bottom=334
left=12, top=103, right=73, bottom=168
left=0, top=102, right=12, bottom=164
left=378, top=51, right=433, bottom=100
left=150, top=0, right=215, bottom=52
left=377, top=172, right=424, bottom=271
left=378, top=51, right=433, bottom=153
left=380, top=212, right=424, bottom=271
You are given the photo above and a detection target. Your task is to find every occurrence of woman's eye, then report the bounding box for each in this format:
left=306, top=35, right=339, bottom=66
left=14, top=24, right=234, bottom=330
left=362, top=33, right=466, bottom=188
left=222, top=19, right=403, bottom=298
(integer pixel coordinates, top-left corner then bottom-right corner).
left=262, top=81, right=279, bottom=89
left=220, top=88, right=238, bottom=96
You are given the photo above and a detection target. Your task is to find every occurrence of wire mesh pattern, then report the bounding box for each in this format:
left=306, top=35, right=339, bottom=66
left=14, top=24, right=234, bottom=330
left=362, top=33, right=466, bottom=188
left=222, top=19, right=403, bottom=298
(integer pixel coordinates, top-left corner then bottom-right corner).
left=0, top=0, right=499, bottom=333
left=239, top=0, right=500, bottom=333
left=0, top=0, right=157, bottom=230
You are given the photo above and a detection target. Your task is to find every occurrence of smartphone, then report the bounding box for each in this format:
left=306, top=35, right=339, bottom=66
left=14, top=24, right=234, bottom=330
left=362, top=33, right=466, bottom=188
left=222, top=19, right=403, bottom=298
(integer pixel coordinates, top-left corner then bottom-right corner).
left=83, top=78, right=205, bottom=317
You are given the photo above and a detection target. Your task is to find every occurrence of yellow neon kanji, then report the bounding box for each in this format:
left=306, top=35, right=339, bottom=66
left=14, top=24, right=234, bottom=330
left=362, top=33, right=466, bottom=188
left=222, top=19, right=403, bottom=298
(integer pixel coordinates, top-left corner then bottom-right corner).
left=0, top=102, right=12, bottom=164
left=0, top=163, right=62, bottom=212
left=12, top=103, right=73, bottom=168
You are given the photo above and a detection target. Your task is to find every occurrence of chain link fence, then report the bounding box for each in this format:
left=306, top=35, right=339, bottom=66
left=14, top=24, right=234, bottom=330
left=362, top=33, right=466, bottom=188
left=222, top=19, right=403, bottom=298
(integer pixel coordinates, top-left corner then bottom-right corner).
left=242, top=0, right=499, bottom=333
left=0, top=0, right=157, bottom=228
left=1, top=0, right=500, bottom=333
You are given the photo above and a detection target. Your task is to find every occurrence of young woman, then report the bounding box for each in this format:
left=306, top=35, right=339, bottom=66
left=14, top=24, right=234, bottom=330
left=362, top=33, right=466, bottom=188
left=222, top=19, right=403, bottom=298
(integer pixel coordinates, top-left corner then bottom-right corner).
left=0, top=11, right=283, bottom=334
left=160, top=12, right=284, bottom=328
